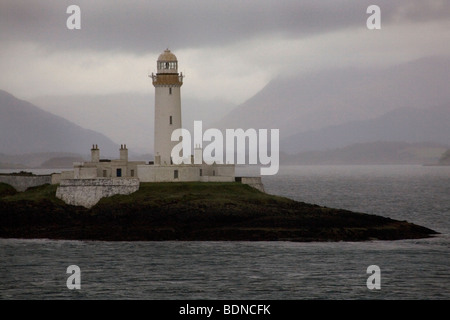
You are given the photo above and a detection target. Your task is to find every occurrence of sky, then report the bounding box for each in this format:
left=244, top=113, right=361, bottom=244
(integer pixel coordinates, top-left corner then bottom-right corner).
left=1, top=0, right=450, bottom=106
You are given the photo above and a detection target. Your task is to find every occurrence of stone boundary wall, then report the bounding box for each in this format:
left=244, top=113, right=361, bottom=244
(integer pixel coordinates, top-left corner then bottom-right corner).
left=0, top=175, right=52, bottom=192
left=236, top=177, right=265, bottom=193
left=200, top=176, right=234, bottom=182
left=56, top=178, right=140, bottom=208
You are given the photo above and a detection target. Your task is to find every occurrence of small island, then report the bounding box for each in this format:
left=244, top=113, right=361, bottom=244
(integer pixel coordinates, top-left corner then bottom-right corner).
left=0, top=50, right=438, bottom=242
left=0, top=182, right=437, bottom=242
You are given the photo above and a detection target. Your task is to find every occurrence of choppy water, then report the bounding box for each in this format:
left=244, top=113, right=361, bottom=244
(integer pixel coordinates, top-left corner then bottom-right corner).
left=1, top=165, right=449, bottom=299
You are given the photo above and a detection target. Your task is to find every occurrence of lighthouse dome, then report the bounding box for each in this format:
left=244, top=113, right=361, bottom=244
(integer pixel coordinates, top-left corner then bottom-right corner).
left=157, top=49, right=178, bottom=73
left=158, top=49, right=177, bottom=62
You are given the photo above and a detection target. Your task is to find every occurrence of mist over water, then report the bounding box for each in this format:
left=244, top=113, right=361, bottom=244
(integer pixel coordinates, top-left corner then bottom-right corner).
left=1, top=165, right=449, bottom=299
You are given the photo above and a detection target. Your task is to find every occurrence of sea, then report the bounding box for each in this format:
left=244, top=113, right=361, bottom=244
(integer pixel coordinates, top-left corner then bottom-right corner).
left=0, top=165, right=449, bottom=300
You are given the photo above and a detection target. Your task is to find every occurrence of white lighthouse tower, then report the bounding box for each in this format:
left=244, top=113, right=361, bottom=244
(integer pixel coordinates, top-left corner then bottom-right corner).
left=151, top=49, right=184, bottom=165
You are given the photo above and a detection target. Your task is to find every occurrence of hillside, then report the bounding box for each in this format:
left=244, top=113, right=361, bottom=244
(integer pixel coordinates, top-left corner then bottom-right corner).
left=214, top=56, right=450, bottom=150
left=31, top=93, right=236, bottom=154
left=0, top=152, right=88, bottom=169
left=0, top=90, right=118, bottom=156
left=281, top=104, right=450, bottom=152
left=0, top=182, right=437, bottom=242
left=39, top=156, right=87, bottom=169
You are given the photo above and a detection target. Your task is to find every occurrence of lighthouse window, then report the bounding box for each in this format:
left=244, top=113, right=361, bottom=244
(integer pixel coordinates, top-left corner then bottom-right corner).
left=170, top=116, right=172, bottom=125
left=174, top=170, right=179, bottom=179
left=169, top=87, right=172, bottom=95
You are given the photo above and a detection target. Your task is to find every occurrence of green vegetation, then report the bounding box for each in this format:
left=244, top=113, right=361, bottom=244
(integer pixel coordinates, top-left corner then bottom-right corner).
left=0, top=182, right=438, bottom=242
left=439, top=149, right=450, bottom=165
left=99, top=182, right=292, bottom=207
left=0, top=171, right=35, bottom=176
left=0, top=183, right=17, bottom=197
left=0, top=183, right=63, bottom=204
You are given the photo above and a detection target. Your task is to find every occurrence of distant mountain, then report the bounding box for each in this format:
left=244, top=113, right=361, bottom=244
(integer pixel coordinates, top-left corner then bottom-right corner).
left=0, top=152, right=87, bottom=169
left=281, top=141, right=448, bottom=165
left=0, top=90, right=119, bottom=156
left=281, top=104, right=450, bottom=153
left=0, top=150, right=153, bottom=169
left=31, top=93, right=236, bottom=154
left=214, top=56, right=450, bottom=141
left=0, top=161, right=25, bottom=169
left=40, top=156, right=87, bottom=169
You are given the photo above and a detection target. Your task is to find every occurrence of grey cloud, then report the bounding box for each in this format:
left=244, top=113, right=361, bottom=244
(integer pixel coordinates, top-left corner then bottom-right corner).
left=1, top=0, right=449, bottom=55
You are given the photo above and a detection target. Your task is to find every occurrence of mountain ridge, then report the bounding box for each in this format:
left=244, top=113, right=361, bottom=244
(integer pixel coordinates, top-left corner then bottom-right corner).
left=0, top=90, right=119, bottom=156
left=281, top=104, right=450, bottom=153
left=214, top=56, right=450, bottom=146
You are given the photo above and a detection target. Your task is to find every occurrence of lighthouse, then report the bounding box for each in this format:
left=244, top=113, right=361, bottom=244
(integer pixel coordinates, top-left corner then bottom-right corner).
left=151, top=49, right=184, bottom=165
left=55, top=49, right=248, bottom=208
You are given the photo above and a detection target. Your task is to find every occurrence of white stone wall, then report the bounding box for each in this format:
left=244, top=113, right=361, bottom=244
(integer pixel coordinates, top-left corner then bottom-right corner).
left=0, top=175, right=52, bottom=192
left=74, top=166, right=97, bottom=179
left=216, top=165, right=236, bottom=178
left=56, top=178, right=140, bottom=208
left=137, top=164, right=235, bottom=183
left=61, top=171, right=75, bottom=179
left=137, top=165, right=201, bottom=182
left=51, top=173, right=61, bottom=185
left=199, top=176, right=234, bottom=182
left=70, top=160, right=146, bottom=179
left=240, top=177, right=265, bottom=193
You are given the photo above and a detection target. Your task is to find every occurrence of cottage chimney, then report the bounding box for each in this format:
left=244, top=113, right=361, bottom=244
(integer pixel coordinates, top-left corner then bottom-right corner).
left=120, top=144, right=128, bottom=162
left=154, top=154, right=161, bottom=165
left=194, top=144, right=203, bottom=164
left=91, top=144, right=100, bottom=162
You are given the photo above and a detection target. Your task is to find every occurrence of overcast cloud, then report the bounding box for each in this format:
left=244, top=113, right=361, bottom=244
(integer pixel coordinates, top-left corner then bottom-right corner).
left=1, top=0, right=450, bottom=104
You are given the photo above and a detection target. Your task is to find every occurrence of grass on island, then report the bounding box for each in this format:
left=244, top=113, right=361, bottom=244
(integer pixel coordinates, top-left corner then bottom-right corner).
left=1, top=181, right=294, bottom=209
left=0, top=182, right=18, bottom=198
left=98, top=181, right=295, bottom=208
left=0, top=182, right=438, bottom=242
left=0, top=183, right=62, bottom=203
